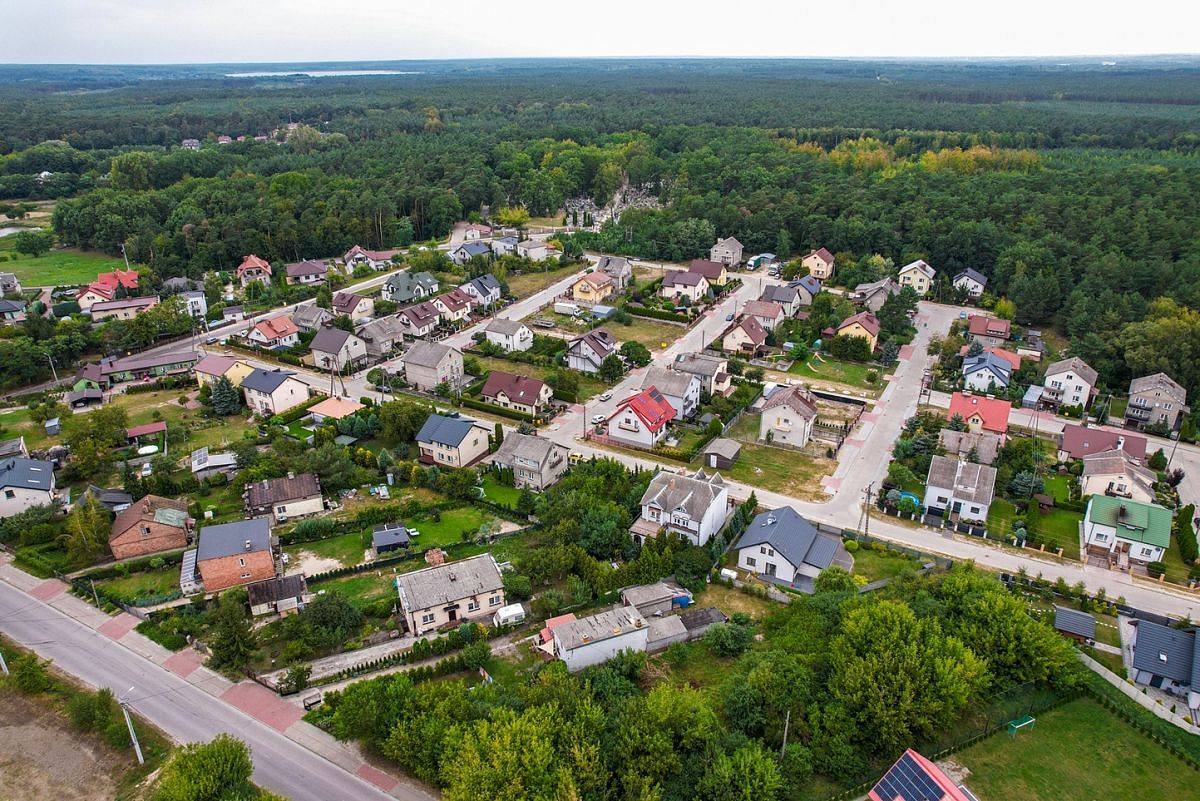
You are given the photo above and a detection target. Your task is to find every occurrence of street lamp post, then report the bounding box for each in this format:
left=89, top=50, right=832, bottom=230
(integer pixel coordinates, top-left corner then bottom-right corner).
left=119, top=687, right=144, bottom=765
left=45, top=353, right=59, bottom=385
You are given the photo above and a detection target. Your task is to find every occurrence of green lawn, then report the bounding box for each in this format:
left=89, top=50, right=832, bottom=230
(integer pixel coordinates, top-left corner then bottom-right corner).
left=786, top=355, right=888, bottom=392
left=284, top=532, right=366, bottom=569
left=506, top=263, right=582, bottom=299
left=0, top=407, right=53, bottom=450
left=987, top=498, right=1020, bottom=539
left=850, top=547, right=922, bottom=582
left=312, top=572, right=398, bottom=609
left=473, top=355, right=608, bottom=401
left=720, top=441, right=835, bottom=501
left=408, top=506, right=497, bottom=549
left=955, top=697, right=1196, bottom=801
left=1157, top=533, right=1193, bottom=584
left=481, top=475, right=522, bottom=508
left=0, top=247, right=130, bottom=286
left=650, top=640, right=738, bottom=690
left=610, top=316, right=687, bottom=351
left=1042, top=474, right=1072, bottom=503
left=96, top=567, right=180, bottom=604
left=1031, top=508, right=1082, bottom=559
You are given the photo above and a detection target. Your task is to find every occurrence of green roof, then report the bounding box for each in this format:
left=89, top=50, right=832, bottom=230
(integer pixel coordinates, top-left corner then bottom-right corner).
left=1087, top=495, right=1173, bottom=548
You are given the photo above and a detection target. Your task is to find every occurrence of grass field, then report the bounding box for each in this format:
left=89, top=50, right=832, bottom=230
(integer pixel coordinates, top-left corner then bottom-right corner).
left=719, top=414, right=834, bottom=499
left=506, top=263, right=581, bottom=299
left=284, top=532, right=366, bottom=569
left=954, top=697, right=1195, bottom=801
left=96, top=566, right=180, bottom=603
left=1042, top=474, right=1072, bottom=503
left=309, top=572, right=396, bottom=608
left=408, top=505, right=496, bottom=548
left=610, top=316, right=688, bottom=351
left=693, top=582, right=778, bottom=621
left=1032, top=508, right=1082, bottom=559
left=784, top=355, right=890, bottom=393
left=481, top=475, right=522, bottom=507
left=0, top=247, right=129, bottom=286
left=850, top=547, right=922, bottom=581
left=648, top=640, right=737, bottom=690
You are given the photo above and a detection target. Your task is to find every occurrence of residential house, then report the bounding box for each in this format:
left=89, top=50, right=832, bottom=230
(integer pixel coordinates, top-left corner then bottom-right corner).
left=372, top=523, right=410, bottom=555
left=0, top=299, right=26, bottom=323
left=1128, top=620, right=1200, bottom=708
left=490, top=433, right=569, bottom=491
left=0, top=457, right=57, bottom=517
left=621, top=582, right=693, bottom=618
left=0, top=437, right=28, bottom=460
left=461, top=274, right=503, bottom=309
left=962, top=351, right=1013, bottom=392
left=356, top=316, right=407, bottom=358
left=672, top=352, right=731, bottom=397
left=396, top=553, right=505, bottom=636
left=736, top=506, right=852, bottom=590
left=922, top=455, right=997, bottom=523
left=291, top=305, right=333, bottom=332
left=870, top=750, right=977, bottom=801
left=1125, top=372, right=1189, bottom=431
left=801, top=248, right=835, bottom=280
left=937, top=429, right=1002, bottom=464
left=966, top=314, right=1012, bottom=347
left=382, top=271, right=439, bottom=304
left=688, top=259, right=729, bottom=287
left=432, top=289, right=473, bottom=323
left=402, top=341, right=463, bottom=391
left=193, top=519, right=275, bottom=592
left=721, top=315, right=768, bottom=356
left=310, top=326, right=369, bottom=371
left=831, top=311, right=881, bottom=350
left=397, top=301, right=442, bottom=338
left=1042, top=357, right=1098, bottom=410
left=1080, top=450, right=1157, bottom=503
left=567, top=328, right=618, bottom=374
left=190, top=448, right=238, bottom=481
left=245, top=473, right=324, bottom=525
left=194, top=354, right=243, bottom=388
left=597, top=255, right=632, bottom=290
left=701, top=438, right=741, bottom=470
left=897, top=259, right=935, bottom=295
left=75, top=269, right=139, bottom=311
left=552, top=608, right=649, bottom=672
left=241, top=368, right=311, bottom=416
left=1083, top=495, right=1173, bottom=567
left=850, top=277, right=901, bottom=312
left=236, top=254, right=272, bottom=287
left=490, top=236, right=518, bottom=256
left=109, top=495, right=190, bottom=560
left=759, top=384, right=818, bottom=448
left=161, top=277, right=201, bottom=294
left=181, top=291, right=207, bottom=319
left=661, top=270, right=709, bottom=304
left=0, top=272, right=22, bottom=295
left=791, top=275, right=823, bottom=306
left=957, top=345, right=1020, bottom=371
left=743, top=300, right=785, bottom=331
left=247, top=315, right=300, bottom=349
left=953, top=268, right=988, bottom=300
left=1018, top=335, right=1047, bottom=362
left=307, top=396, right=364, bottom=425
left=605, top=386, right=677, bottom=449
left=222, top=305, right=245, bottom=323
left=481, top=371, right=554, bottom=416
left=284, top=260, right=327, bottom=285
left=483, top=318, right=533, bottom=352
left=247, top=574, right=309, bottom=617
left=632, top=469, right=729, bottom=547
left=947, top=392, right=1011, bottom=438
left=709, top=236, right=744, bottom=266
left=759, top=284, right=803, bottom=317
left=100, top=350, right=199, bottom=385
left=572, top=272, right=616, bottom=304
left=449, top=241, right=491, bottom=266
left=517, top=240, right=548, bottom=261
left=90, top=295, right=159, bottom=322
left=462, top=222, right=491, bottom=240
left=416, top=413, right=491, bottom=467
left=640, top=366, right=702, bottom=419
left=1056, top=424, right=1146, bottom=462
left=331, top=291, right=374, bottom=323
left=343, top=245, right=399, bottom=271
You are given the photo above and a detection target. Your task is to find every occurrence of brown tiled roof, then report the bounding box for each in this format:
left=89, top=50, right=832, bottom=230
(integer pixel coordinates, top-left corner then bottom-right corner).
left=111, top=495, right=188, bottom=540
left=246, top=473, right=322, bottom=508
left=481, top=371, right=547, bottom=405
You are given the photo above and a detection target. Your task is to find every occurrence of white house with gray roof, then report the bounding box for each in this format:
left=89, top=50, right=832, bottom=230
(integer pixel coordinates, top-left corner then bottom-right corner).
left=0, top=457, right=57, bottom=516
left=310, top=326, right=369, bottom=371
left=483, top=318, right=533, bottom=352
left=396, top=553, right=505, bottom=636
left=672, top=352, right=731, bottom=396
left=922, top=455, right=997, bottom=523
left=415, top=413, right=490, bottom=467
left=461, top=274, right=503, bottom=308
left=632, top=469, right=729, bottom=547
left=490, top=432, right=569, bottom=491
left=291, top=305, right=333, bottom=332
left=953, top=268, right=988, bottom=300
left=1125, top=372, right=1189, bottom=431
left=597, top=255, right=632, bottom=290
left=640, top=366, right=701, bottom=419
left=356, top=316, right=408, bottom=358
left=1129, top=620, right=1200, bottom=712
left=962, top=351, right=1013, bottom=392
left=402, top=341, right=463, bottom=392
left=552, top=606, right=649, bottom=671
left=241, top=368, right=311, bottom=417
left=735, top=507, right=852, bottom=591
left=1041, top=356, right=1098, bottom=410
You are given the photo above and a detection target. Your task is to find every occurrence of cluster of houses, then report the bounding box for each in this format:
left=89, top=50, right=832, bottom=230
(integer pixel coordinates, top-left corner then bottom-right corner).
left=449, top=231, right=559, bottom=265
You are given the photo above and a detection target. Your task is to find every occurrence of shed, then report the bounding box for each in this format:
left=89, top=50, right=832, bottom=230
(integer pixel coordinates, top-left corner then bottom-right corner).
left=372, top=522, right=410, bottom=554
left=591, top=304, right=617, bottom=319
left=1022, top=384, right=1045, bottom=409
left=247, top=574, right=309, bottom=617
left=1053, top=605, right=1096, bottom=642
left=45, top=417, right=60, bottom=436
left=680, top=607, right=728, bottom=640
left=646, top=615, right=688, bottom=652
left=702, top=437, right=741, bottom=470
left=621, top=582, right=693, bottom=618
left=1034, top=493, right=1055, bottom=511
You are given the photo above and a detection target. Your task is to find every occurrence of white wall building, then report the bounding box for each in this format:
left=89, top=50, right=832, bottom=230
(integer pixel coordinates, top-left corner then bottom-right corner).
left=552, top=607, right=649, bottom=671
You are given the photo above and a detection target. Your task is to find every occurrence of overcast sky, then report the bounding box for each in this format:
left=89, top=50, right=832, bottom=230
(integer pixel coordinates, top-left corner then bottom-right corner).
left=7, top=0, right=1199, bottom=63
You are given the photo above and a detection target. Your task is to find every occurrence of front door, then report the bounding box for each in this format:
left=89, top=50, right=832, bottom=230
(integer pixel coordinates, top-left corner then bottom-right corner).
left=765, top=563, right=777, bottom=577
left=447, top=608, right=458, bottom=622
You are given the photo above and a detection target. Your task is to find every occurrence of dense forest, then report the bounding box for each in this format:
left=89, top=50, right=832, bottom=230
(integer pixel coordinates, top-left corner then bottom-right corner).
left=3, top=59, right=1200, bottom=401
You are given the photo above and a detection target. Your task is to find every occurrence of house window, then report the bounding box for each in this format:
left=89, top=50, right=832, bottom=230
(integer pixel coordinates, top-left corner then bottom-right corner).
left=241, top=572, right=251, bottom=579
left=489, top=595, right=502, bottom=606
left=745, top=556, right=757, bottom=567
left=969, top=506, right=980, bottom=515
left=467, top=600, right=479, bottom=612
left=760, top=546, right=767, bottom=554
left=937, top=496, right=949, bottom=505
left=421, top=612, right=435, bottom=625
left=1141, top=547, right=1154, bottom=557
left=1094, top=533, right=1107, bottom=543
left=4, top=489, right=14, bottom=499
left=141, top=526, right=152, bottom=536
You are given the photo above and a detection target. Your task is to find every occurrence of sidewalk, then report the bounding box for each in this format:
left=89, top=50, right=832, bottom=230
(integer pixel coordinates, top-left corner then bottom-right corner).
left=0, top=554, right=436, bottom=801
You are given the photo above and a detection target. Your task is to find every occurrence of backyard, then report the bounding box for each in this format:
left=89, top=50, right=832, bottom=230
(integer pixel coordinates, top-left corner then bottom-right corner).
left=471, top=354, right=609, bottom=401
left=777, top=354, right=892, bottom=394
left=988, top=498, right=1081, bottom=560
left=718, top=413, right=836, bottom=499
left=952, top=697, right=1197, bottom=801
left=94, top=565, right=180, bottom=604
left=480, top=474, right=522, bottom=507
left=850, top=546, right=923, bottom=582
left=284, top=532, right=366, bottom=571
left=0, top=245, right=127, bottom=287
left=506, top=263, right=582, bottom=299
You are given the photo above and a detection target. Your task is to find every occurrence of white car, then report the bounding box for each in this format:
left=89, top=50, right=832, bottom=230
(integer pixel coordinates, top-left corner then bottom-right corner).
left=591, top=414, right=606, bottom=425
left=140, top=462, right=153, bottom=477
left=598, top=391, right=613, bottom=402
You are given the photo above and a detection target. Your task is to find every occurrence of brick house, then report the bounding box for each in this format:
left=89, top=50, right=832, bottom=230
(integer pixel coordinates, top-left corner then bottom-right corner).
left=109, top=495, right=191, bottom=560
left=194, top=519, right=276, bottom=592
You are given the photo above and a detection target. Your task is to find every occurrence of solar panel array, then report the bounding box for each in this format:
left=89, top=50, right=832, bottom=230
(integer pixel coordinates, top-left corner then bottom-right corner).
left=872, top=752, right=945, bottom=801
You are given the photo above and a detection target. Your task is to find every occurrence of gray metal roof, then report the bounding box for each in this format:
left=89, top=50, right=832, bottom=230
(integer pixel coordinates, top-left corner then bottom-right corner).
left=196, top=518, right=271, bottom=562
left=954, top=268, right=988, bottom=286
left=396, top=553, right=503, bottom=612
left=0, top=457, right=54, bottom=492
left=403, top=340, right=456, bottom=369
left=310, top=326, right=356, bottom=355
left=491, top=432, right=566, bottom=473
left=1053, top=606, right=1096, bottom=639
left=553, top=607, right=647, bottom=651
left=455, top=242, right=490, bottom=258
left=620, top=582, right=688, bottom=609
left=640, top=366, right=698, bottom=399
left=416, top=413, right=482, bottom=448
left=1132, top=620, right=1195, bottom=683
left=241, top=368, right=298, bottom=394
left=485, top=318, right=529, bottom=336
left=736, top=506, right=843, bottom=571
left=702, top=438, right=742, bottom=461
left=372, top=524, right=410, bottom=549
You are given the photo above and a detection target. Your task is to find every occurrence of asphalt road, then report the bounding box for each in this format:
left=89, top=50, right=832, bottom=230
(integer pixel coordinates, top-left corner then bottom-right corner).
left=0, top=581, right=418, bottom=801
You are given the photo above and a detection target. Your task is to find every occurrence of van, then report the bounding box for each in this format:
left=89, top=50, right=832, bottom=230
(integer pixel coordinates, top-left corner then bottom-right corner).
left=493, top=603, right=526, bottom=627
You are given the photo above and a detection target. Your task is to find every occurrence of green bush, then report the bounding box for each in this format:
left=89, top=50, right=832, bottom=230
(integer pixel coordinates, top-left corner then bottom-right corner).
left=843, top=539, right=860, bottom=553
left=1147, top=561, right=1167, bottom=577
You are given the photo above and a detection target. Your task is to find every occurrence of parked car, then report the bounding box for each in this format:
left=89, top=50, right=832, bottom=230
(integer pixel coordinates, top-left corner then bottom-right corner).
left=725, top=312, right=734, bottom=321
left=140, top=462, right=153, bottom=477
left=598, top=391, right=613, bottom=401
left=590, top=414, right=606, bottom=424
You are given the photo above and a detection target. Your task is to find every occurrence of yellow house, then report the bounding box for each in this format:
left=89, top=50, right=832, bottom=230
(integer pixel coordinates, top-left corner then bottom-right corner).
left=572, top=273, right=615, bottom=303
left=897, top=259, right=935, bottom=296
left=834, top=311, right=881, bottom=351
left=195, top=354, right=257, bottom=388
left=689, top=259, right=729, bottom=287
left=801, top=248, right=835, bottom=280
left=224, top=360, right=256, bottom=387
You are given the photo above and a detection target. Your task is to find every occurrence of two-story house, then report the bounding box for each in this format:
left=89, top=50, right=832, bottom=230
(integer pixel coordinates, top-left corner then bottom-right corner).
left=742, top=299, right=785, bottom=331
left=0, top=457, right=56, bottom=517
left=490, top=432, right=570, bottom=491
left=567, top=329, right=618, bottom=374
left=1041, top=357, right=1098, bottom=410
left=397, top=301, right=442, bottom=338
left=449, top=241, right=491, bottom=266
left=830, top=311, right=881, bottom=351
left=1080, top=450, right=1157, bottom=503
left=572, top=273, right=616, bottom=304
left=1125, top=372, right=1189, bottom=431
left=640, top=366, right=701, bottom=419
left=181, top=291, right=208, bottom=319
left=604, top=387, right=676, bottom=449
left=710, top=236, right=744, bottom=266
left=721, top=315, right=768, bottom=356
left=382, top=271, right=439, bottom=304
left=310, top=326, right=369, bottom=371
left=672, top=352, right=731, bottom=397
left=849, top=277, right=901, bottom=312
left=947, top=392, right=1011, bottom=439
left=953, top=268, right=988, bottom=300
left=236, top=254, right=273, bottom=287
left=965, top=314, right=1011, bottom=347
left=75, top=269, right=139, bottom=311
left=109, top=496, right=190, bottom=560
left=962, top=351, right=1013, bottom=392
left=632, top=469, right=729, bottom=547
left=517, top=240, right=549, bottom=261
left=922, top=455, right=997, bottom=523
left=331, top=291, right=374, bottom=323
left=247, top=315, right=300, bottom=349
left=90, top=295, right=160, bottom=322
left=292, top=305, right=333, bottom=332
left=736, top=506, right=851, bottom=589
left=432, top=289, right=473, bottom=323
left=483, top=318, right=533, bottom=352
left=688, top=259, right=729, bottom=287
left=790, top=275, right=823, bottom=306
left=193, top=519, right=275, bottom=592
left=897, top=259, right=935, bottom=295
left=759, top=284, right=803, bottom=317
left=491, top=236, right=518, bottom=256
left=661, top=270, right=709, bottom=304
left=597, top=256, right=632, bottom=290
left=481, top=371, right=554, bottom=416
left=801, top=248, right=835, bottom=280
left=415, top=413, right=491, bottom=467
left=1083, top=495, right=1173, bottom=567
left=241, top=368, right=311, bottom=417
left=245, top=472, right=324, bottom=525
left=356, top=316, right=408, bottom=359
left=343, top=245, right=399, bottom=271
left=461, top=274, right=503, bottom=309
left=759, top=384, right=818, bottom=448
left=402, top=341, right=463, bottom=392
left=285, top=260, right=328, bottom=286
left=396, top=553, right=505, bottom=636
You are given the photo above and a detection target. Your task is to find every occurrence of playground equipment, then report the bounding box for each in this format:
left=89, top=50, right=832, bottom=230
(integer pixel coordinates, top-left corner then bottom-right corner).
left=1007, top=715, right=1036, bottom=737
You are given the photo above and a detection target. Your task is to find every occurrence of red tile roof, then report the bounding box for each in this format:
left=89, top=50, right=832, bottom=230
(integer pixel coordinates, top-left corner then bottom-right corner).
left=839, top=311, right=881, bottom=338
left=967, top=315, right=1011, bottom=339
left=688, top=259, right=727, bottom=280
left=948, top=392, right=1011, bottom=434
left=236, top=254, right=272, bottom=278
left=481, top=371, right=548, bottom=406
left=332, top=291, right=366, bottom=315
left=126, top=421, right=167, bottom=439
left=805, top=247, right=835, bottom=263
left=869, top=749, right=972, bottom=801
left=1059, top=423, right=1147, bottom=461
left=614, top=386, right=677, bottom=433
left=253, top=315, right=299, bottom=340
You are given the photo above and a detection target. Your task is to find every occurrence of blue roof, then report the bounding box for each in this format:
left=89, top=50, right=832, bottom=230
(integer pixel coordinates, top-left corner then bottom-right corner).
left=241, top=368, right=298, bottom=394
left=1132, top=620, right=1194, bottom=684
left=736, top=507, right=841, bottom=571
left=495, top=236, right=518, bottom=245
left=196, top=518, right=271, bottom=561
left=794, top=275, right=822, bottom=296
left=964, top=352, right=1012, bottom=384
left=416, top=413, right=479, bottom=448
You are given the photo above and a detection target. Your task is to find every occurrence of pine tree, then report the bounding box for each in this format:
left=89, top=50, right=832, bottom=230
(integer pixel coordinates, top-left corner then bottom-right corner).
left=210, top=375, right=242, bottom=416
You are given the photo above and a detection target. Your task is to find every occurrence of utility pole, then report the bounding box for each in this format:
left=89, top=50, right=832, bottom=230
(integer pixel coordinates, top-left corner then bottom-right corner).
left=780, top=709, right=791, bottom=758
left=44, top=353, right=59, bottom=385
left=120, top=699, right=145, bottom=765
left=120, top=242, right=131, bottom=272
left=860, top=481, right=874, bottom=537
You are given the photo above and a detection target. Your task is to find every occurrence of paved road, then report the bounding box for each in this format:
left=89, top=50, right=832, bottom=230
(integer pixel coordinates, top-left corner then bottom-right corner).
left=0, top=579, right=431, bottom=801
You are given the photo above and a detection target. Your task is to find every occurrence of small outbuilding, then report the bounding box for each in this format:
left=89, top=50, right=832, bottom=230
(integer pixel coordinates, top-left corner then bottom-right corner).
left=247, top=574, right=309, bottom=617
left=1052, top=605, right=1096, bottom=643
left=372, top=522, right=411, bottom=554
left=701, top=437, right=741, bottom=470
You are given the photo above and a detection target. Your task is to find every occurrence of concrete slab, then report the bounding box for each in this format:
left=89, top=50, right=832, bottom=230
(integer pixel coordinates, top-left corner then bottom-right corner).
left=188, top=666, right=237, bottom=697
left=97, top=613, right=140, bottom=640
left=164, top=649, right=204, bottom=678
left=47, top=593, right=112, bottom=628
left=821, top=476, right=844, bottom=490
left=0, top=562, right=42, bottom=591
left=28, top=579, right=66, bottom=602
left=222, top=681, right=305, bottom=732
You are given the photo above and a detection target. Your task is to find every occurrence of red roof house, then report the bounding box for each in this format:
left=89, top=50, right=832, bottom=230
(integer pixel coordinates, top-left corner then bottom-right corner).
left=605, top=386, right=677, bottom=448
left=869, top=749, right=974, bottom=801
left=236, top=254, right=272, bottom=286
left=1057, top=423, right=1147, bottom=461
left=947, top=392, right=1011, bottom=436
left=481, top=371, right=553, bottom=414
left=76, top=268, right=140, bottom=303
left=966, top=315, right=1011, bottom=341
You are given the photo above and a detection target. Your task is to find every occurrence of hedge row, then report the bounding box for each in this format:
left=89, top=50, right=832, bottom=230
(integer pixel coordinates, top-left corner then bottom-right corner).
left=226, top=339, right=305, bottom=366
left=624, top=305, right=690, bottom=324
left=76, top=550, right=186, bottom=582
left=269, top=394, right=326, bottom=426
left=123, top=375, right=193, bottom=394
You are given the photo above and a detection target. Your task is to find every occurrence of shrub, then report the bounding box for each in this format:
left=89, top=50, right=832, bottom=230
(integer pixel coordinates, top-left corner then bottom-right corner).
left=843, top=539, right=860, bottom=553
left=1147, top=561, right=1167, bottom=578
left=705, top=622, right=752, bottom=657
